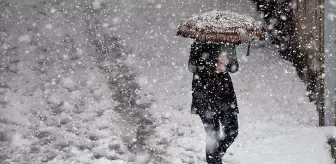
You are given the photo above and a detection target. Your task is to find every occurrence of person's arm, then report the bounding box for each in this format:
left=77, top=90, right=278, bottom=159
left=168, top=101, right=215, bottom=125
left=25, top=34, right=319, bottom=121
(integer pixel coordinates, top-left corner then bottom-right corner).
left=227, top=46, right=239, bottom=73
left=216, top=58, right=239, bottom=73
left=227, top=60, right=239, bottom=73
left=188, top=43, right=198, bottom=73
left=216, top=44, right=239, bottom=74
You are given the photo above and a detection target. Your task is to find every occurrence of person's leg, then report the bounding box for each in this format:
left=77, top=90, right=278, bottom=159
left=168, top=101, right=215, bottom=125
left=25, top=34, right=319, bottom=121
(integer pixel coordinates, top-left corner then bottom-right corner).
left=199, top=111, right=222, bottom=164
left=218, top=111, right=239, bottom=155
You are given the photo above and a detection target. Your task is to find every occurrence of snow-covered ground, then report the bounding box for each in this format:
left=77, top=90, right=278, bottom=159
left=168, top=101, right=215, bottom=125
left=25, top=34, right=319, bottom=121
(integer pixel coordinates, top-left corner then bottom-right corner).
left=142, top=44, right=335, bottom=164
left=128, top=1, right=336, bottom=164
left=0, top=0, right=335, bottom=164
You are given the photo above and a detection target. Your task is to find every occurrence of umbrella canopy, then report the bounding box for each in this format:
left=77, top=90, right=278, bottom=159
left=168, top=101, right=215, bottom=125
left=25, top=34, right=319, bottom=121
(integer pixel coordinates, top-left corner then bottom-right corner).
left=176, top=10, right=265, bottom=43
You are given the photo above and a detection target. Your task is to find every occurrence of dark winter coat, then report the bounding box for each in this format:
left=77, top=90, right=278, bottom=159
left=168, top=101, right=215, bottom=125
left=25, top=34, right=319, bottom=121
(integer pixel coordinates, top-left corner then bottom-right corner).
left=188, top=41, right=239, bottom=114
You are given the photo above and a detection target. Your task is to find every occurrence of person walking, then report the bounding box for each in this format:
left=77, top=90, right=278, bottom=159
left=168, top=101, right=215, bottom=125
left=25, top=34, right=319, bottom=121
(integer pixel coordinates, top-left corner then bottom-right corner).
left=188, top=41, right=239, bottom=164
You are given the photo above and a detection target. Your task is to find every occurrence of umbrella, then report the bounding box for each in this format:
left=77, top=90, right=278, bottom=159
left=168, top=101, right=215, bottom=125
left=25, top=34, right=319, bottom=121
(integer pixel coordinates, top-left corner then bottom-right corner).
left=176, top=10, right=265, bottom=43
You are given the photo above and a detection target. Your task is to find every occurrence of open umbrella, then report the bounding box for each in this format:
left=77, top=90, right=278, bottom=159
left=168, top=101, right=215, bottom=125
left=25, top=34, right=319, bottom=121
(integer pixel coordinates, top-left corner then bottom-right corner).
left=176, top=10, right=265, bottom=44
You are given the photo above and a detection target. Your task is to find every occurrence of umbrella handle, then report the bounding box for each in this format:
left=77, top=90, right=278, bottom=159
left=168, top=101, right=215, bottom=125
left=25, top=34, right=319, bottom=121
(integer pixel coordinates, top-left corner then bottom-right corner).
left=246, top=42, right=251, bottom=56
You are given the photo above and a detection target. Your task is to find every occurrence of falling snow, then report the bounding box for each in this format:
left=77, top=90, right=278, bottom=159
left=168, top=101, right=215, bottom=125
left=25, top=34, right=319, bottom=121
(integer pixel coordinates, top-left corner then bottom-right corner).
left=0, top=0, right=335, bottom=164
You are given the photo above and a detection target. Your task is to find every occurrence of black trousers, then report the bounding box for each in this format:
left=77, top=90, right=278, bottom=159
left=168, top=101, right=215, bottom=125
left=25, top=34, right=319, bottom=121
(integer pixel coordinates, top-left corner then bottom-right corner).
left=199, top=108, right=238, bottom=164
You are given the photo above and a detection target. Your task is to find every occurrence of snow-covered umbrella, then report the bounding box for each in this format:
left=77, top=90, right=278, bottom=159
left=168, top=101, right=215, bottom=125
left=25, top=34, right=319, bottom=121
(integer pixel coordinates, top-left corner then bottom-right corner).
left=176, top=10, right=265, bottom=44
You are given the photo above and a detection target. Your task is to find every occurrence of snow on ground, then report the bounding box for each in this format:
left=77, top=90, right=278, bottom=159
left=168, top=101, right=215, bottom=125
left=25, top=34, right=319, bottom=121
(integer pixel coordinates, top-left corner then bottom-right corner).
left=0, top=1, right=155, bottom=163
left=140, top=44, right=335, bottom=164
left=125, top=0, right=334, bottom=163
left=126, top=0, right=335, bottom=163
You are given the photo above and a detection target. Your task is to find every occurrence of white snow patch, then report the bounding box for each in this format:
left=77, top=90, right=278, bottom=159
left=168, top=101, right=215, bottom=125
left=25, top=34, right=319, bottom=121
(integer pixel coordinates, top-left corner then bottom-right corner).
left=18, top=34, right=31, bottom=42
left=113, top=17, right=121, bottom=24
left=61, top=76, right=78, bottom=91
left=328, top=13, right=336, bottom=21
left=330, top=0, right=336, bottom=7
left=11, top=133, right=31, bottom=147
left=138, top=76, right=148, bottom=85
left=50, top=7, right=57, bottom=13
left=92, top=0, right=103, bottom=9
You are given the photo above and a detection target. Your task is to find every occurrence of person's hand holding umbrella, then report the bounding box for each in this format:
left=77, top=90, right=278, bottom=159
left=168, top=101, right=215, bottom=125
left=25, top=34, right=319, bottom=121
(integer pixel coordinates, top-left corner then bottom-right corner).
left=215, top=53, right=229, bottom=73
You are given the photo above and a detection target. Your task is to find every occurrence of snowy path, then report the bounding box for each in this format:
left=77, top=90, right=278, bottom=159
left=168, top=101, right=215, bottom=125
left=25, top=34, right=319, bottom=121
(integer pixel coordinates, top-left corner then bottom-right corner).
left=138, top=45, right=334, bottom=164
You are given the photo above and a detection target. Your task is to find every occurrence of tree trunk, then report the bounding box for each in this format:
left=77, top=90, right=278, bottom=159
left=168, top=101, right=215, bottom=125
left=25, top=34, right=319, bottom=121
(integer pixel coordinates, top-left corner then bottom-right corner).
left=251, top=0, right=325, bottom=126
left=293, top=0, right=324, bottom=126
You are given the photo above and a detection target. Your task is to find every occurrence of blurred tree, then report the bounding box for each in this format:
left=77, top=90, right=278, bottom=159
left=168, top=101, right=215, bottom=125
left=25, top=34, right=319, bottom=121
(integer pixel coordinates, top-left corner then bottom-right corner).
left=251, top=0, right=325, bottom=126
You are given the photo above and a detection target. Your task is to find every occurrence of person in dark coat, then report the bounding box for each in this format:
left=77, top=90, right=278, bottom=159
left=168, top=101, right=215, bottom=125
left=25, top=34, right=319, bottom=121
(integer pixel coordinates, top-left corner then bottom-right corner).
left=188, top=41, right=239, bottom=164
